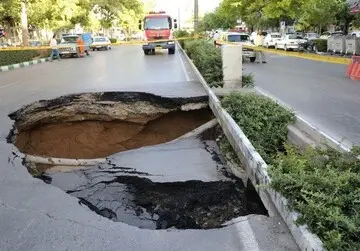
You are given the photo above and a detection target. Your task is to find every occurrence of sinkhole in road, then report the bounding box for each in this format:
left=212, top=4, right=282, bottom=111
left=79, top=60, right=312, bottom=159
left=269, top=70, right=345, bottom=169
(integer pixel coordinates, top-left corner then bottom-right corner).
left=8, top=92, right=213, bottom=159
left=7, top=91, right=268, bottom=230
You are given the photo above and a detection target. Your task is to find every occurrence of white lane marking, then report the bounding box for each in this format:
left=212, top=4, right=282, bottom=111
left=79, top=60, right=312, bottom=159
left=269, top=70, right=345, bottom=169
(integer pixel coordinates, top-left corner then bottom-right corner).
left=235, top=219, right=260, bottom=251
left=176, top=46, right=191, bottom=81
left=0, top=81, right=23, bottom=89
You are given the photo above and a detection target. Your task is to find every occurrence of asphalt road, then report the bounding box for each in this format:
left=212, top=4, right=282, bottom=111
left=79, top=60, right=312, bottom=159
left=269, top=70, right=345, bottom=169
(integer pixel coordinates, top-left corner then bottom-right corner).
left=245, top=53, right=360, bottom=147
left=0, top=46, right=298, bottom=251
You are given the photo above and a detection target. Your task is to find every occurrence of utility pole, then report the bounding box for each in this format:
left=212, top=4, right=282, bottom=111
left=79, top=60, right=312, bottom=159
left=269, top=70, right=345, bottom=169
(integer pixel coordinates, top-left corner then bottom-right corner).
left=194, top=0, right=199, bottom=31
left=178, top=7, right=181, bottom=30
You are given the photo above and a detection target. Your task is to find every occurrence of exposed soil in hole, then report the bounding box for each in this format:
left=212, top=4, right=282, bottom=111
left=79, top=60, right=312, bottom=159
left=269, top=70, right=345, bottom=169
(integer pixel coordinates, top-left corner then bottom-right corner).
left=8, top=92, right=212, bottom=159
left=15, top=109, right=212, bottom=159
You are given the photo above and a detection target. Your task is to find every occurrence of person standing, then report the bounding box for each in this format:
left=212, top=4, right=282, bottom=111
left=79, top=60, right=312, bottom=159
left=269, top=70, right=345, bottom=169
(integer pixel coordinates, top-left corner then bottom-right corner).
left=213, top=30, right=220, bottom=47
left=49, top=34, right=60, bottom=62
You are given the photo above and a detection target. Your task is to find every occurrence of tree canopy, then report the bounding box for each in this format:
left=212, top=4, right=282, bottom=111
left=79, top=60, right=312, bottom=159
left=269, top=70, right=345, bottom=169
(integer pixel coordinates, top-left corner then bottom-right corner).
left=199, top=0, right=360, bottom=33
left=0, top=0, right=144, bottom=44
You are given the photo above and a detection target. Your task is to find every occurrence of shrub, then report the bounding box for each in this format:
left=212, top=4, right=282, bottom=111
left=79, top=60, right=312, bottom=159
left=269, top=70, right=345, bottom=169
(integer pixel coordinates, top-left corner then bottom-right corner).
left=221, top=92, right=295, bottom=163
left=269, top=145, right=360, bottom=250
left=173, top=30, right=191, bottom=48
left=242, top=73, right=255, bottom=88
left=184, top=39, right=223, bottom=87
left=109, top=38, right=117, bottom=43
left=0, top=49, right=51, bottom=67
left=313, top=39, right=327, bottom=52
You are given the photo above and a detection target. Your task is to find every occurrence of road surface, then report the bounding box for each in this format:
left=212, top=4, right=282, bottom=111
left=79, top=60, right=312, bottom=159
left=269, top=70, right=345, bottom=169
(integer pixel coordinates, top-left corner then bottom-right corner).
left=245, top=53, right=360, bottom=147
left=0, top=46, right=298, bottom=251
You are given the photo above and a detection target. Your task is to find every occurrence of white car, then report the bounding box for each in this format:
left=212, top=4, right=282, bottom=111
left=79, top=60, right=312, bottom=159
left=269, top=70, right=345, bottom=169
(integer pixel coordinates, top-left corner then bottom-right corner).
left=275, top=34, right=307, bottom=51
left=222, top=32, right=257, bottom=62
left=263, top=33, right=281, bottom=48
left=90, top=36, right=111, bottom=51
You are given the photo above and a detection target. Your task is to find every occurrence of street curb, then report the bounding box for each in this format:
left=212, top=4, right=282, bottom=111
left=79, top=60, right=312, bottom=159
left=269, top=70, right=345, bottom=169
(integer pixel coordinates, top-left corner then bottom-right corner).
left=178, top=42, right=324, bottom=251
left=0, top=58, right=49, bottom=72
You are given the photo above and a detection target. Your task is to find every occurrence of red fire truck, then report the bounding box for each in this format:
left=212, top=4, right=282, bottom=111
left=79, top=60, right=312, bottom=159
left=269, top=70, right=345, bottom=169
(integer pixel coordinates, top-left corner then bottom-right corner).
left=139, top=11, right=178, bottom=55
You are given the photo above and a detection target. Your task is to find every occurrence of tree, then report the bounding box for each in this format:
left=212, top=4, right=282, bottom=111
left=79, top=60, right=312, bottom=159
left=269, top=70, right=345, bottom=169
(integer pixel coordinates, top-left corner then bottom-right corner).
left=298, top=0, right=339, bottom=32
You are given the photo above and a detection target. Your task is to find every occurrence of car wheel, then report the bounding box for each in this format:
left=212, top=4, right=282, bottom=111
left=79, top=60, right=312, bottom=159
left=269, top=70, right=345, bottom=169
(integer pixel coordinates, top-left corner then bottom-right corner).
left=250, top=57, right=256, bottom=62
left=92, top=48, right=95, bottom=51
left=168, top=48, right=175, bottom=54
left=109, top=46, right=111, bottom=50
left=144, top=49, right=150, bottom=55
left=105, top=46, right=108, bottom=50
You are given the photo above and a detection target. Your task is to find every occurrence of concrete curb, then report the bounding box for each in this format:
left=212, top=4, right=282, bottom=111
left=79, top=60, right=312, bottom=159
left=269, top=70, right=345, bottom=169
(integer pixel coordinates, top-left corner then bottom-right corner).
left=0, top=58, right=49, bottom=72
left=178, top=42, right=324, bottom=251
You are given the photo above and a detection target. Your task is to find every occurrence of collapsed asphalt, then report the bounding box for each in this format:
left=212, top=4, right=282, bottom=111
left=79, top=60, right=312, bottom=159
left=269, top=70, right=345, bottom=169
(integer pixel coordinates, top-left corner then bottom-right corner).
left=0, top=45, right=299, bottom=250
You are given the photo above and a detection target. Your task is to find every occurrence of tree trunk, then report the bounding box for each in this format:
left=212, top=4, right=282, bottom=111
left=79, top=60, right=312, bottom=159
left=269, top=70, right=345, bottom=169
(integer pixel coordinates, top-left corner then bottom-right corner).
left=20, top=0, right=29, bottom=46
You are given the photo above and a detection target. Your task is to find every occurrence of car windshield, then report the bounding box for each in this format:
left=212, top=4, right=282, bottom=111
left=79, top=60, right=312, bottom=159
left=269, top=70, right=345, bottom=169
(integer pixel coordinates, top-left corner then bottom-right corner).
left=144, top=17, right=170, bottom=30
left=95, top=37, right=106, bottom=42
left=228, top=34, right=249, bottom=42
left=61, top=36, right=78, bottom=43
left=271, top=34, right=281, bottom=38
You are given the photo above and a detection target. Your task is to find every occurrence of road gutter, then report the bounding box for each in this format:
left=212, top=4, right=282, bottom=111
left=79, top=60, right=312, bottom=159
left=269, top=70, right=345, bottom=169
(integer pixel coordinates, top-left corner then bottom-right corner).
left=178, top=42, right=324, bottom=251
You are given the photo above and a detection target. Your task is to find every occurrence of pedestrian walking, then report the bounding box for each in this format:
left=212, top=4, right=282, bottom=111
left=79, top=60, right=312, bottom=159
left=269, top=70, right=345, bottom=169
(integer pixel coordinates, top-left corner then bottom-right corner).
left=49, top=34, right=60, bottom=62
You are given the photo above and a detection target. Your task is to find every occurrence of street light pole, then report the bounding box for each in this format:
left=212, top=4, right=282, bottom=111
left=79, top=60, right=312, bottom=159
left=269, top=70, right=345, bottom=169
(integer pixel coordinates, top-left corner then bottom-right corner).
left=178, top=7, right=181, bottom=30
left=194, top=0, right=199, bottom=31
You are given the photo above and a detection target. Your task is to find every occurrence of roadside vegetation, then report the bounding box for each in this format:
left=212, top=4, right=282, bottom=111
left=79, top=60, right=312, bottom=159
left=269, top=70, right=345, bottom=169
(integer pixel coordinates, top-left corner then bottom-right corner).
left=184, top=39, right=360, bottom=249
left=221, top=91, right=360, bottom=250
left=183, top=39, right=223, bottom=88
left=198, top=0, right=360, bottom=35
left=0, top=49, right=50, bottom=67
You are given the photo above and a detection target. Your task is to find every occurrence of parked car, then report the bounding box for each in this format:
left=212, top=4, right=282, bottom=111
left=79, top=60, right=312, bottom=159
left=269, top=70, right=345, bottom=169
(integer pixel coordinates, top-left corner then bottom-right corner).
left=263, top=33, right=281, bottom=48
left=90, top=36, right=111, bottom=51
left=58, top=33, right=91, bottom=58
left=303, top=33, right=319, bottom=41
left=275, top=34, right=307, bottom=51
left=220, top=32, right=257, bottom=62
left=349, top=31, right=360, bottom=37
left=29, top=40, right=41, bottom=47
left=0, top=42, right=11, bottom=48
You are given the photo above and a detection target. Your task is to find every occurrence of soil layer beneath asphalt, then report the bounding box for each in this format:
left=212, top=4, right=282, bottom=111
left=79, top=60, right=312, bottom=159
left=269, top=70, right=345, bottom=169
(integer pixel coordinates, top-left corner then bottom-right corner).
left=15, top=109, right=212, bottom=159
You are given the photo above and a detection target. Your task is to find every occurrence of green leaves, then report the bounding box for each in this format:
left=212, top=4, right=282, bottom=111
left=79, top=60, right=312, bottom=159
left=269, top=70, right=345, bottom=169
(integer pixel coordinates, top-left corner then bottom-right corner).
left=269, top=145, right=360, bottom=250
left=221, top=92, right=295, bottom=164
left=184, top=39, right=223, bottom=88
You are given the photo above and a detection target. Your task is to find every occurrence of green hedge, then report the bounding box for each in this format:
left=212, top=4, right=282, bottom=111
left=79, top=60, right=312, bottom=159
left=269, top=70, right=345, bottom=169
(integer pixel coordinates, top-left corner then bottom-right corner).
left=109, top=38, right=117, bottom=43
left=184, top=39, right=223, bottom=87
left=0, top=49, right=51, bottom=67
left=313, top=39, right=327, bottom=52
left=270, top=145, right=360, bottom=250
left=221, top=92, right=294, bottom=163
left=173, top=30, right=191, bottom=49
left=221, top=92, right=360, bottom=249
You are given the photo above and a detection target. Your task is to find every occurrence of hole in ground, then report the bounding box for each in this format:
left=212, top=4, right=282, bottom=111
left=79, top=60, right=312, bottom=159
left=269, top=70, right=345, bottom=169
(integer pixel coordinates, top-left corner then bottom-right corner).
left=8, top=92, right=213, bottom=159
left=73, top=176, right=268, bottom=230
left=8, top=92, right=268, bottom=230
